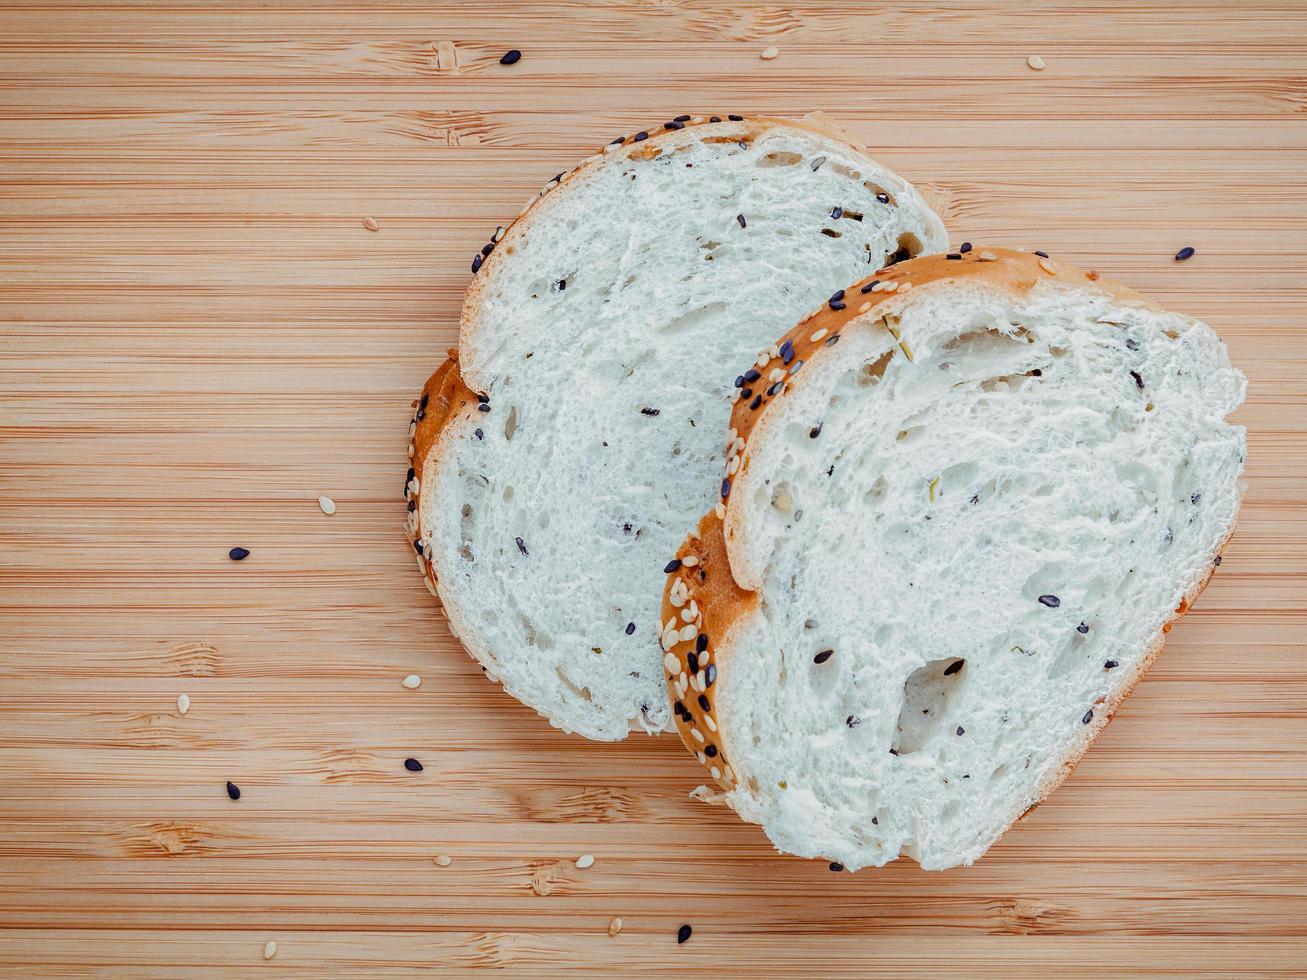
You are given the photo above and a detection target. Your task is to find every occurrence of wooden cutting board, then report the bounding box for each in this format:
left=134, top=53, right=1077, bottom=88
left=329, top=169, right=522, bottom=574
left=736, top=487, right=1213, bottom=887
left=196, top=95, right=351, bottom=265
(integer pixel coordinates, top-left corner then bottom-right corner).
left=2, top=2, right=1305, bottom=976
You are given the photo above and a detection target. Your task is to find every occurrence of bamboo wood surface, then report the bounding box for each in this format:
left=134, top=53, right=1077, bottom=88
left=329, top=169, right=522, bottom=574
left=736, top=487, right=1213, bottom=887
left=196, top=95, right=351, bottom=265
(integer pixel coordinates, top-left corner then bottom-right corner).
left=1, top=2, right=1306, bottom=976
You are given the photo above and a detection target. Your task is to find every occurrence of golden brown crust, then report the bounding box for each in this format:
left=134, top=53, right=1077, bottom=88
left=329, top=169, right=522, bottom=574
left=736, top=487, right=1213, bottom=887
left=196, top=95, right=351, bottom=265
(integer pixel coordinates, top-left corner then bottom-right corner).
left=406, top=351, right=478, bottom=595
left=660, top=247, right=1226, bottom=805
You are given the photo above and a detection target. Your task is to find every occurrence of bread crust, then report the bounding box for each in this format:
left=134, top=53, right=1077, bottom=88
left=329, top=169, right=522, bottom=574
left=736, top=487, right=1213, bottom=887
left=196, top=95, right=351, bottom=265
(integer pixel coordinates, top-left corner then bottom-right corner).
left=409, top=113, right=897, bottom=732
left=659, top=248, right=1236, bottom=864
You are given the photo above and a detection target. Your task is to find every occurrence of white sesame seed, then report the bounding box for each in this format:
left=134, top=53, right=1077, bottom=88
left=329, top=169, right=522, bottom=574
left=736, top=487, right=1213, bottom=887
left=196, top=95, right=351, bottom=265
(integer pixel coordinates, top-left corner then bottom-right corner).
left=407, top=442, right=415, bottom=456
left=690, top=727, right=705, bottom=743
left=402, top=674, right=421, bottom=689
left=769, top=367, right=784, bottom=383
left=424, top=575, right=439, bottom=598
left=434, top=854, right=452, bottom=867
left=1039, top=256, right=1059, bottom=275
left=858, top=301, right=871, bottom=313
left=680, top=607, right=694, bottom=624
left=664, top=652, right=680, bottom=673
left=263, top=940, right=278, bottom=960
left=728, top=456, right=739, bottom=475
left=678, top=670, right=688, bottom=688
left=733, top=437, right=745, bottom=455
left=678, top=624, right=697, bottom=642
left=608, top=917, right=623, bottom=937
left=710, top=766, right=722, bottom=779
left=1027, top=54, right=1046, bottom=70
left=695, top=669, right=706, bottom=690
left=176, top=693, right=190, bottom=715
left=408, top=421, right=417, bottom=437
left=705, top=714, right=718, bottom=733
left=697, top=750, right=707, bottom=763
left=664, top=616, right=677, bottom=635
left=882, top=281, right=899, bottom=293
left=978, top=250, right=998, bottom=261
left=698, top=650, right=710, bottom=664
left=809, top=328, right=828, bottom=343
left=760, top=45, right=780, bottom=60
left=715, top=503, right=726, bottom=519
left=688, top=599, right=699, bottom=619
left=318, top=495, right=337, bottom=515
left=870, top=280, right=887, bottom=292
left=661, top=630, right=678, bottom=651
left=362, top=217, right=379, bottom=232
left=669, top=590, right=685, bottom=609
left=408, top=478, right=420, bottom=496
left=755, top=352, right=770, bottom=368
left=492, top=226, right=505, bottom=243
left=723, top=766, right=735, bottom=783
left=681, top=555, right=698, bottom=567
left=898, top=281, right=912, bottom=292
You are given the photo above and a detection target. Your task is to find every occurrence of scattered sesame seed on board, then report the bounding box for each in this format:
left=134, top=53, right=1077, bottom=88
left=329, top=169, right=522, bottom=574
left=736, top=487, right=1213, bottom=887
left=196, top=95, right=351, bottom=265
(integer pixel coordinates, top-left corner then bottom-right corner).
left=499, top=49, right=521, bottom=65
left=176, top=693, right=190, bottom=715
left=1175, top=246, right=1196, bottom=261
left=226, top=781, right=241, bottom=800
left=575, top=853, right=595, bottom=869
left=608, top=916, right=623, bottom=937
left=760, top=45, right=780, bottom=60
left=1027, top=54, right=1046, bottom=70
left=263, top=941, right=277, bottom=960
left=404, top=757, right=423, bottom=772
left=677, top=924, right=693, bottom=944
left=317, top=495, right=336, bottom=515
left=402, top=674, right=421, bottom=689
left=228, top=547, right=249, bottom=561
left=362, top=216, right=379, bottom=232
left=434, top=854, right=452, bottom=867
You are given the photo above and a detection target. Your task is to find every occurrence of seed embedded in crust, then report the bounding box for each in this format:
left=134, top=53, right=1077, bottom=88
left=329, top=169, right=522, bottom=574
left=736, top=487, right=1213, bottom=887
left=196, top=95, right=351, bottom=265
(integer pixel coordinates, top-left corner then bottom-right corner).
left=664, top=559, right=682, bottom=573
left=810, top=327, right=828, bottom=343
left=1038, top=256, right=1059, bottom=275
left=1027, top=54, right=1046, bottom=70
left=681, top=555, right=699, bottom=567
left=760, top=45, right=780, bottom=60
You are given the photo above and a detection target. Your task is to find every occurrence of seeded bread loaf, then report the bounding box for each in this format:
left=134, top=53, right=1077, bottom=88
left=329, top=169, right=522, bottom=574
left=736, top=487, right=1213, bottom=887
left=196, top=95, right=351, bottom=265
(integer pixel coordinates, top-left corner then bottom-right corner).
left=660, top=247, right=1245, bottom=869
left=407, top=113, right=948, bottom=741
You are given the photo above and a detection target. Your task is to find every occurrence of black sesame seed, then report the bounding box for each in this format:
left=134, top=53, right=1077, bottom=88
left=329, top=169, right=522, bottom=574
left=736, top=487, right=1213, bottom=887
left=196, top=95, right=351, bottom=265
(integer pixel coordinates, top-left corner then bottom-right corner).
left=665, top=120, right=685, bottom=130
left=734, top=375, right=745, bottom=388
left=633, top=131, right=648, bottom=141
left=471, top=254, right=483, bottom=273
left=860, top=280, right=879, bottom=293
left=687, top=652, right=699, bottom=674
left=888, top=748, right=899, bottom=756
left=737, top=213, right=747, bottom=228
left=1130, top=370, right=1144, bottom=390
left=969, top=494, right=979, bottom=505
left=960, top=242, right=973, bottom=253
left=481, top=243, right=494, bottom=256
left=1214, top=555, right=1223, bottom=566
left=943, top=659, right=964, bottom=676
left=740, top=387, right=753, bottom=399
left=1104, top=659, right=1119, bottom=670
left=477, top=403, right=490, bottom=413
left=228, top=547, right=249, bottom=561
left=727, top=114, right=743, bottom=121
left=956, top=726, right=965, bottom=736
left=407, top=500, right=416, bottom=512
left=829, top=862, right=844, bottom=872
left=404, top=757, right=423, bottom=772
left=626, top=622, right=636, bottom=635
left=743, top=368, right=761, bottom=383
left=825, top=334, right=839, bottom=346
left=814, top=649, right=833, bottom=664
left=704, top=664, right=716, bottom=686
left=831, top=206, right=843, bottom=219
left=664, top=559, right=681, bottom=573
left=557, top=278, right=566, bottom=290
left=811, top=156, right=826, bottom=171
left=1077, top=622, right=1090, bottom=634
left=709, top=115, right=722, bottom=123
left=1038, top=594, right=1061, bottom=608
left=609, top=136, right=624, bottom=145
left=475, top=428, right=484, bottom=440
left=1175, top=246, right=1195, bottom=261
left=871, top=816, right=878, bottom=824
left=640, top=407, right=661, bottom=416
left=703, top=742, right=718, bottom=758
left=419, top=393, right=429, bottom=410
left=721, top=478, right=731, bottom=498
left=1191, top=491, right=1202, bottom=505
left=809, top=423, right=822, bottom=439
left=766, top=382, right=781, bottom=396
left=677, top=924, right=693, bottom=944
left=407, top=466, right=415, bottom=482
left=1126, top=338, right=1139, bottom=350
left=846, top=715, right=860, bottom=727
left=225, top=780, right=240, bottom=800
left=946, top=253, right=962, bottom=260
left=673, top=114, right=691, bottom=123
left=1082, top=708, right=1094, bottom=725
left=829, top=287, right=844, bottom=302
left=1034, top=250, right=1049, bottom=258
left=499, top=49, right=521, bottom=65
left=750, top=395, right=762, bottom=410
left=696, top=633, right=708, bottom=653
left=515, top=536, right=528, bottom=556
left=415, top=538, right=426, bottom=553
left=876, top=193, right=890, bottom=204
left=698, top=695, right=711, bottom=713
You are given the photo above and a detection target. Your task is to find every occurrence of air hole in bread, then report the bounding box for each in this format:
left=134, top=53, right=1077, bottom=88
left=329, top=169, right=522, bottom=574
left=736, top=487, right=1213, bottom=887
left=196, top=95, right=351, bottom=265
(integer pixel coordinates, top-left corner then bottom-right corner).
left=828, top=162, right=861, bottom=179
left=504, top=405, right=519, bottom=441
left=887, top=231, right=922, bottom=265
left=859, top=349, right=894, bottom=387
left=658, top=301, right=730, bottom=335
left=891, top=658, right=968, bottom=755
left=757, top=150, right=803, bottom=167
left=770, top=481, right=794, bottom=514
left=502, top=485, right=514, bottom=502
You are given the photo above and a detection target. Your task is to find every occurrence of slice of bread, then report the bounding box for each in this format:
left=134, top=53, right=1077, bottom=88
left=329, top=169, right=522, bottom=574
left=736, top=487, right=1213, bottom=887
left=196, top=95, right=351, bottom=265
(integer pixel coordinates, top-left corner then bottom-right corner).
left=408, top=114, right=947, bottom=741
left=661, top=248, right=1246, bottom=869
